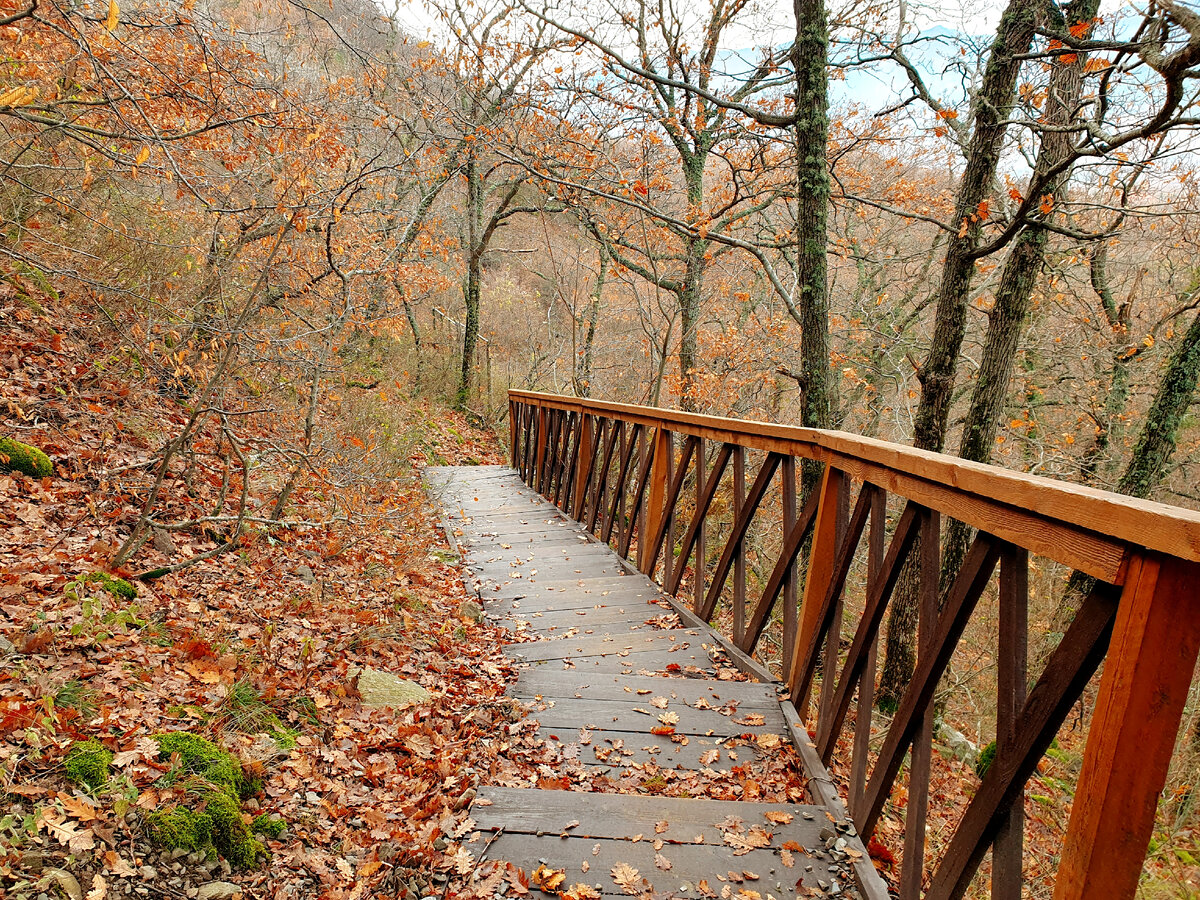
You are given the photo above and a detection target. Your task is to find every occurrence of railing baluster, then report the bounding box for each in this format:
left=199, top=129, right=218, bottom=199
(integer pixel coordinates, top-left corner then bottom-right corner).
left=850, top=485, right=886, bottom=816
left=742, top=488, right=820, bottom=655
left=1053, top=554, right=1200, bottom=900
left=732, top=446, right=746, bottom=647
left=643, top=436, right=699, bottom=579
left=814, top=501, right=921, bottom=758
left=693, top=439, right=707, bottom=612
left=535, top=407, right=548, bottom=492
left=573, top=413, right=596, bottom=520
left=619, top=428, right=655, bottom=559
left=899, top=507, right=941, bottom=900
left=588, top=420, right=620, bottom=534
left=781, top=456, right=798, bottom=679
left=925, top=581, right=1120, bottom=900
left=665, top=443, right=732, bottom=596
left=698, top=453, right=782, bottom=622
left=603, top=423, right=642, bottom=545
left=993, top=544, right=1028, bottom=900
left=792, top=485, right=873, bottom=719
left=792, top=466, right=848, bottom=710
left=640, top=428, right=673, bottom=576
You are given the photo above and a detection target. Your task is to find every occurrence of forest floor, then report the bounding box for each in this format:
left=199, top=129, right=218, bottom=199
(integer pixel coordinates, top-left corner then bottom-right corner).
left=1, top=289, right=1196, bottom=900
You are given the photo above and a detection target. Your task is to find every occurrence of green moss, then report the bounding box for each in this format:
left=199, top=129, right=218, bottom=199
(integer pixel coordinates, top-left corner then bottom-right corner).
left=64, top=740, right=112, bottom=792
left=83, top=572, right=136, bottom=601
left=975, top=740, right=997, bottom=780
left=251, top=813, right=285, bottom=838
left=205, top=790, right=263, bottom=867
left=153, top=732, right=247, bottom=798
left=145, top=807, right=214, bottom=853
left=0, top=437, right=52, bottom=478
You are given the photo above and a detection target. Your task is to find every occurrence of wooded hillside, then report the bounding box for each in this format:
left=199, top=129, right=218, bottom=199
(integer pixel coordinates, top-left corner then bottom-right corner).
left=2, top=0, right=1200, bottom=896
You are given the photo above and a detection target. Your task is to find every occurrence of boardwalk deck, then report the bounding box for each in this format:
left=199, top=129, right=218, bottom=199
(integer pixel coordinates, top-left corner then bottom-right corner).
left=427, top=466, right=884, bottom=900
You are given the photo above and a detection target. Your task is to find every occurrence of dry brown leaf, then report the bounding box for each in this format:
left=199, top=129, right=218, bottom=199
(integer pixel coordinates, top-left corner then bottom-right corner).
left=654, top=820, right=669, bottom=834
left=764, top=810, right=793, bottom=825
left=649, top=696, right=668, bottom=709
left=562, top=884, right=601, bottom=900
left=531, top=863, right=565, bottom=894
left=654, top=853, right=672, bottom=871
left=610, top=862, right=645, bottom=896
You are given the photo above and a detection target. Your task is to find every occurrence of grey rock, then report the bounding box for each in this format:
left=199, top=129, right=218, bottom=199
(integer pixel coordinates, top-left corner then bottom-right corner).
left=0, top=634, right=15, bottom=655
left=196, top=882, right=242, bottom=900
left=294, top=565, right=315, bottom=585
left=140, top=866, right=158, bottom=880
left=457, top=600, right=485, bottom=623
left=153, top=528, right=176, bottom=556
left=355, top=668, right=432, bottom=710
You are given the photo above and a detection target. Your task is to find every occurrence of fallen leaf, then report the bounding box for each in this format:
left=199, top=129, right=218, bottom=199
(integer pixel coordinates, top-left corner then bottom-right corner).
left=654, top=853, right=672, bottom=871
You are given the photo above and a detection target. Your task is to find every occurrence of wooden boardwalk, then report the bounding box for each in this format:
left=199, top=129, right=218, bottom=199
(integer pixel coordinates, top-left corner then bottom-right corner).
left=427, top=466, right=879, bottom=900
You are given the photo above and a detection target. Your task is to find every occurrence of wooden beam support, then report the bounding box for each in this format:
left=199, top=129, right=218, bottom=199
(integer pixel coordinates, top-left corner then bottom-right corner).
left=1053, top=554, right=1200, bottom=900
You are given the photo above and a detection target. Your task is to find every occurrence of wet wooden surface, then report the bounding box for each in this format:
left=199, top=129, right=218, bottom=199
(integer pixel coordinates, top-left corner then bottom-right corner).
left=427, top=466, right=871, bottom=898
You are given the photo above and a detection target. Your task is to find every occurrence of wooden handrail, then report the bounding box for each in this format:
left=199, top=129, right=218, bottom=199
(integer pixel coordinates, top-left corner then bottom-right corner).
left=508, top=390, right=1200, bottom=900
left=510, top=389, right=1200, bottom=579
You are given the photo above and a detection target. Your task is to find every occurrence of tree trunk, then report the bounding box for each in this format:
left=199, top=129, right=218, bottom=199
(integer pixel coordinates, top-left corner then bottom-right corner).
left=577, top=243, right=606, bottom=397
left=678, top=155, right=708, bottom=412
left=793, top=0, right=833, bottom=492
left=878, top=0, right=1042, bottom=709
left=457, top=150, right=483, bottom=410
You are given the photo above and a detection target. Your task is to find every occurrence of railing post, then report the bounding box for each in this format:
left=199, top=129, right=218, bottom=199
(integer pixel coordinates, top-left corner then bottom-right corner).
left=574, top=412, right=593, bottom=518
left=535, top=407, right=548, bottom=493
left=1054, top=553, right=1200, bottom=900
left=509, top=399, right=519, bottom=468
left=640, top=427, right=671, bottom=576
left=789, top=465, right=847, bottom=708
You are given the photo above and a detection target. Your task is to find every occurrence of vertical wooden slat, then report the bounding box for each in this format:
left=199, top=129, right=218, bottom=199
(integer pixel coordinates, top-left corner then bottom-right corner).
left=603, top=423, right=641, bottom=545
left=574, top=414, right=596, bottom=520
left=993, top=544, right=1028, bottom=900
left=818, top=481, right=853, bottom=725
left=644, top=436, right=699, bottom=579
left=693, top=439, right=707, bottom=612
left=850, top=485, right=886, bottom=815
left=698, top=453, right=782, bottom=622
left=619, top=428, right=655, bottom=559
left=589, top=420, right=621, bottom=533
left=1053, top=554, right=1200, bottom=900
left=665, top=444, right=732, bottom=596
left=535, top=407, right=548, bottom=493
left=791, top=465, right=845, bottom=709
left=732, top=446, right=746, bottom=647
left=781, top=456, right=798, bottom=681
left=640, top=428, right=672, bottom=575
left=925, top=582, right=1119, bottom=900
left=663, top=434, right=676, bottom=584
left=900, top=508, right=940, bottom=900
left=509, top=399, right=518, bottom=467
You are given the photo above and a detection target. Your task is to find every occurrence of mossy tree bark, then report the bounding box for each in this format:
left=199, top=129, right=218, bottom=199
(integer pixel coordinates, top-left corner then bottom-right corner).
left=878, top=0, right=1043, bottom=709
left=940, top=0, right=1098, bottom=589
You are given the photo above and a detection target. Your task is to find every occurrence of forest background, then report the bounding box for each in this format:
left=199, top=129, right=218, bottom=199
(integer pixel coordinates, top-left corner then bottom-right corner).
left=3, top=0, right=1200, bottom=895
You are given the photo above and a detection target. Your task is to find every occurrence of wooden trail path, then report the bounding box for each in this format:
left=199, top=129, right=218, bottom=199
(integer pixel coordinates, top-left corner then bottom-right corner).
left=426, top=465, right=883, bottom=900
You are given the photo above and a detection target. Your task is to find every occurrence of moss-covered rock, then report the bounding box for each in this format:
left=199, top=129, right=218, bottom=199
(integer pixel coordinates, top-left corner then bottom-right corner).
left=0, top=437, right=52, bottom=478
left=204, top=791, right=263, bottom=867
left=975, top=740, right=997, bottom=780
left=148, top=733, right=265, bottom=868
left=153, top=732, right=247, bottom=798
left=251, top=813, right=285, bottom=839
left=83, top=572, right=137, bottom=601
left=146, top=807, right=214, bottom=853
left=63, top=740, right=112, bottom=791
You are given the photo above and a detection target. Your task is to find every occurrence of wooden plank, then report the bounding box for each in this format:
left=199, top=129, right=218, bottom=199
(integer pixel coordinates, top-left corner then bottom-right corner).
left=526, top=696, right=787, bottom=736
left=512, top=670, right=780, bottom=706
left=640, top=428, right=672, bottom=575
left=507, top=630, right=705, bottom=662
left=1052, top=554, right=1200, bottom=900
left=465, top=830, right=839, bottom=898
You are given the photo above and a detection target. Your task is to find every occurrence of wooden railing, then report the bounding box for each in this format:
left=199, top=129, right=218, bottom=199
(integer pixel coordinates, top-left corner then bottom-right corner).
left=508, top=390, right=1200, bottom=900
